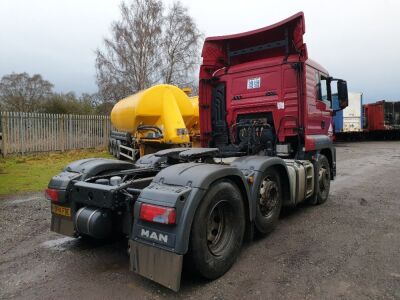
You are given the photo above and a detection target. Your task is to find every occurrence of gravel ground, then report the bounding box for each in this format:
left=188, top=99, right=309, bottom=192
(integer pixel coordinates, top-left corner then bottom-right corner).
left=1, top=141, right=400, bottom=299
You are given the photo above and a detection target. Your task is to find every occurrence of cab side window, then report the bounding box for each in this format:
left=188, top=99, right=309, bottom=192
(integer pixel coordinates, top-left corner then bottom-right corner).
left=315, top=71, right=330, bottom=108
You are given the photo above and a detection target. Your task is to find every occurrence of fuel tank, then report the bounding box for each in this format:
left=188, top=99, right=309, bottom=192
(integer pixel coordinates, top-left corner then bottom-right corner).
left=111, top=84, right=198, bottom=144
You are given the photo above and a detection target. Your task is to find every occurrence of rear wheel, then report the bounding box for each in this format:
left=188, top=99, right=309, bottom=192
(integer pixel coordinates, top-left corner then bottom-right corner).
left=307, top=154, right=331, bottom=205
left=254, top=168, right=282, bottom=235
left=189, top=180, right=245, bottom=279
left=315, top=154, right=330, bottom=204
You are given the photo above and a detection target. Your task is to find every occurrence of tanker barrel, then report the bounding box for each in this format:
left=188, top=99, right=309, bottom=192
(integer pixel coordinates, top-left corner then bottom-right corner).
left=110, top=84, right=198, bottom=144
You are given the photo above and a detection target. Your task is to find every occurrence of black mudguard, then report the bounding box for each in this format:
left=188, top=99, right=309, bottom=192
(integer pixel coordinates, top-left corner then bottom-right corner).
left=64, top=158, right=134, bottom=180
left=48, top=158, right=134, bottom=202
left=131, top=162, right=251, bottom=255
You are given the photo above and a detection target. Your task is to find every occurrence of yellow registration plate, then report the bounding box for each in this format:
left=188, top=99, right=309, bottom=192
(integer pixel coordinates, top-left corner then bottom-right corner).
left=51, top=204, right=71, bottom=217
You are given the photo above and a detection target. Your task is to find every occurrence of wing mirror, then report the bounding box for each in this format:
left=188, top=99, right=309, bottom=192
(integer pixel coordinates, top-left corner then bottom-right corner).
left=337, top=80, right=348, bottom=109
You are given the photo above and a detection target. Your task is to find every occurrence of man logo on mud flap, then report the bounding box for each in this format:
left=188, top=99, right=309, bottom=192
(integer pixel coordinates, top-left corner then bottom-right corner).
left=141, top=228, right=168, bottom=244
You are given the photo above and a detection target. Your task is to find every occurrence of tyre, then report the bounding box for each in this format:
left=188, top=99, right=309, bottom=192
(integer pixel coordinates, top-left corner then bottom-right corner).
left=189, top=180, right=245, bottom=279
left=314, top=154, right=331, bottom=204
left=254, top=168, right=282, bottom=235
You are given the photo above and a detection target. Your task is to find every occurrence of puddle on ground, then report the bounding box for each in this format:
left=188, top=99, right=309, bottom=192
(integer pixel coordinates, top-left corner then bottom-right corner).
left=8, top=197, right=41, bottom=204
left=41, top=237, right=76, bottom=250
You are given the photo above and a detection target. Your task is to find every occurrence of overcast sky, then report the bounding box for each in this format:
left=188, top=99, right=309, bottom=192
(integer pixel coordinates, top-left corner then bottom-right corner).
left=1, top=0, right=399, bottom=102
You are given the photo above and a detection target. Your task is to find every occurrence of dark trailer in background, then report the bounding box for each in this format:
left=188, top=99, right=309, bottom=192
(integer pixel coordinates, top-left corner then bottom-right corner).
left=334, top=99, right=400, bottom=141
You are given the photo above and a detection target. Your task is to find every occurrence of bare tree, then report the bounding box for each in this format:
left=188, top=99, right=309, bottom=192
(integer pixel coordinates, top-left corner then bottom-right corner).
left=95, top=0, right=202, bottom=103
left=95, top=0, right=163, bottom=102
left=0, top=72, right=53, bottom=112
left=161, top=2, right=202, bottom=86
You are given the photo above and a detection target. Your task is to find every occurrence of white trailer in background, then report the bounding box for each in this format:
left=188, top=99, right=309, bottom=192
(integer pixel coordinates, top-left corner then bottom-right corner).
left=343, top=92, right=363, bottom=132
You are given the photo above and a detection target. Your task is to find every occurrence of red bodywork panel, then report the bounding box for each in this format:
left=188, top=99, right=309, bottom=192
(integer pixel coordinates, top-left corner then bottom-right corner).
left=199, top=12, right=333, bottom=152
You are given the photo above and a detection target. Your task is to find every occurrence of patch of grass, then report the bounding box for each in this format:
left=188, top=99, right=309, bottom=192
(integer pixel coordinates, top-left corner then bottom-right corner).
left=0, top=149, right=113, bottom=196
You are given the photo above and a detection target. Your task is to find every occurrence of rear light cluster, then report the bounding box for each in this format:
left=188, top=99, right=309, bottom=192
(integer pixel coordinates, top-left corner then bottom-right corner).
left=45, top=188, right=59, bottom=202
left=139, top=203, right=176, bottom=225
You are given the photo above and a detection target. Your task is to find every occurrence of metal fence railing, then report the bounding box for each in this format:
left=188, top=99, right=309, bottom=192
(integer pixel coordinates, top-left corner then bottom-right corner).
left=0, top=112, right=112, bottom=156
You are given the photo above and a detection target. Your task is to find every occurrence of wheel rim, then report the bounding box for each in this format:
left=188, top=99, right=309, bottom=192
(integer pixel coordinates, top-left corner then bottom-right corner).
left=259, top=176, right=279, bottom=217
left=206, top=200, right=234, bottom=256
left=319, top=164, right=330, bottom=196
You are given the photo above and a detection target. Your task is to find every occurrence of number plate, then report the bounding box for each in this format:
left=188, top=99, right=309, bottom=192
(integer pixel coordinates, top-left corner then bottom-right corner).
left=51, top=204, right=71, bottom=217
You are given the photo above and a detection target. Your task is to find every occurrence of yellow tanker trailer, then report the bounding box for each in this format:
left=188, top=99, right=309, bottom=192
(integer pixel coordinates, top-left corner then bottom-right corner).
left=109, top=84, right=199, bottom=160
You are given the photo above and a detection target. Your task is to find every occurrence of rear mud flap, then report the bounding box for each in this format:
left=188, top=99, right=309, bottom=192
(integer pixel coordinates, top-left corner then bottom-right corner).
left=51, top=215, right=75, bottom=237
left=129, top=240, right=183, bottom=291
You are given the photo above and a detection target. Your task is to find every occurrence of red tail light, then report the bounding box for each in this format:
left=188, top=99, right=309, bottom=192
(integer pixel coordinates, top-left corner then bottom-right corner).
left=139, top=203, right=176, bottom=225
left=45, top=188, right=59, bottom=202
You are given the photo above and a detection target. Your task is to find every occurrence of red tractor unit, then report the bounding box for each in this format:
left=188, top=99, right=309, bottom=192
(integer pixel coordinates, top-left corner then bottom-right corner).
left=46, top=12, right=348, bottom=291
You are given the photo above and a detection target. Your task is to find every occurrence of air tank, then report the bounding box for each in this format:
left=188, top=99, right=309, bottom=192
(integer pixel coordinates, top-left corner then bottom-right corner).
left=111, top=84, right=198, bottom=144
